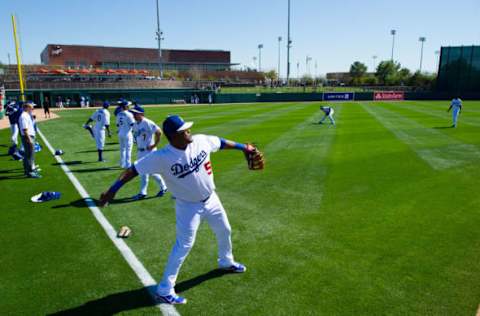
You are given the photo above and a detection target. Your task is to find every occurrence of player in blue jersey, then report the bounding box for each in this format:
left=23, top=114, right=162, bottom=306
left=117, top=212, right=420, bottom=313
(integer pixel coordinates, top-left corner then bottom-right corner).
left=447, top=97, right=462, bottom=128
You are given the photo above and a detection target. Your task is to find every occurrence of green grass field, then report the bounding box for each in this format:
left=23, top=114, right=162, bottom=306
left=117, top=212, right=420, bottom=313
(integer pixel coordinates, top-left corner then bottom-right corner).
left=219, top=86, right=366, bottom=94
left=2, top=101, right=480, bottom=315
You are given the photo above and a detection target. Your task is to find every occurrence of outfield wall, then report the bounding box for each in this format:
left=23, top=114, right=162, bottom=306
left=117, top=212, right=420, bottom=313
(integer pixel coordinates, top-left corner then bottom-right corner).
left=6, top=88, right=480, bottom=106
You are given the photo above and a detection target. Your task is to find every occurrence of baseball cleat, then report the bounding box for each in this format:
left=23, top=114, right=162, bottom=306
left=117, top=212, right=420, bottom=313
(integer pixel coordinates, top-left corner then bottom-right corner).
left=156, top=188, right=168, bottom=197
left=155, top=294, right=187, bottom=305
left=221, top=262, right=247, bottom=273
left=132, top=193, right=147, bottom=200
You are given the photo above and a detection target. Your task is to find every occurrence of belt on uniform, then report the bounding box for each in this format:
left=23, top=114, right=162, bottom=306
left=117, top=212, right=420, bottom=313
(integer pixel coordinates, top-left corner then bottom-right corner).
left=138, top=148, right=146, bottom=152
left=200, top=194, right=211, bottom=203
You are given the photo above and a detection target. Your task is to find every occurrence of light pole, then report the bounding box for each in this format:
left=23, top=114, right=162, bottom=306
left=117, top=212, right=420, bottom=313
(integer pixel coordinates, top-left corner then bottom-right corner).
left=253, top=56, right=257, bottom=70
left=305, top=56, right=312, bottom=76
left=286, top=0, right=292, bottom=83
left=155, top=0, right=163, bottom=78
left=419, top=37, right=426, bottom=72
left=435, top=50, right=440, bottom=73
left=7, top=53, right=11, bottom=65
left=372, top=55, right=378, bottom=71
left=390, top=29, right=396, bottom=61
left=296, top=61, right=300, bottom=79
left=277, top=36, right=282, bottom=80
left=258, top=44, right=263, bottom=71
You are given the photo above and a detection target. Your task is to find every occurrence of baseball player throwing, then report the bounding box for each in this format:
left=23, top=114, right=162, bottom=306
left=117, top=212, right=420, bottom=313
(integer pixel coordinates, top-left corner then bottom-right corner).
left=319, top=105, right=335, bottom=126
left=83, top=101, right=111, bottom=162
left=129, top=105, right=167, bottom=200
left=99, top=114, right=264, bottom=305
left=116, top=100, right=135, bottom=168
left=447, top=97, right=462, bottom=128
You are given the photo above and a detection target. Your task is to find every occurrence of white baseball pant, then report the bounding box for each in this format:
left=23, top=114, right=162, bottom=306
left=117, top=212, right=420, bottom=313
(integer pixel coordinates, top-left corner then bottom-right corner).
left=452, top=107, right=460, bottom=127
left=156, top=191, right=235, bottom=296
left=10, top=124, right=18, bottom=146
left=94, top=128, right=105, bottom=150
left=119, top=133, right=133, bottom=168
left=138, top=150, right=167, bottom=195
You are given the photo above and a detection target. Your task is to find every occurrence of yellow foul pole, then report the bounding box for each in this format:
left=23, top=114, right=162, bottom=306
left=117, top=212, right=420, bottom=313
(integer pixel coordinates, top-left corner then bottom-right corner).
left=12, top=14, right=26, bottom=101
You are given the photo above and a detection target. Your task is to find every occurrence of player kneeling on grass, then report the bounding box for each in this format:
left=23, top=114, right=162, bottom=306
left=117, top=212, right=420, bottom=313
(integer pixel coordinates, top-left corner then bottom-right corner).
left=99, top=115, right=265, bottom=305
left=319, top=105, right=335, bottom=126
left=83, top=101, right=111, bottom=162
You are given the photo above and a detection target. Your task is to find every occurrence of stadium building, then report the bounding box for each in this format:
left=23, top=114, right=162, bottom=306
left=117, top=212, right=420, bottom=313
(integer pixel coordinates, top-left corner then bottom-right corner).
left=437, top=45, right=480, bottom=93
left=41, top=44, right=237, bottom=72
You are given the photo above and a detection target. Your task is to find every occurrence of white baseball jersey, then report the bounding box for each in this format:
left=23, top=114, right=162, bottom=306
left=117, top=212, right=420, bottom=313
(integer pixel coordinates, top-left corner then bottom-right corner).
left=133, top=117, right=160, bottom=149
left=90, top=108, right=110, bottom=130
left=18, top=112, right=35, bottom=137
left=451, top=98, right=462, bottom=109
left=116, top=110, right=135, bottom=137
left=134, top=134, right=220, bottom=202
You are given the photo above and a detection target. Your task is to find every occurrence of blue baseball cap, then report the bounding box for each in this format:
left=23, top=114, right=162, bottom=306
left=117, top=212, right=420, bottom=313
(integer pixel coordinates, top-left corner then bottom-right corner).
left=103, top=101, right=110, bottom=108
left=162, top=115, right=193, bottom=136
left=130, top=105, right=145, bottom=114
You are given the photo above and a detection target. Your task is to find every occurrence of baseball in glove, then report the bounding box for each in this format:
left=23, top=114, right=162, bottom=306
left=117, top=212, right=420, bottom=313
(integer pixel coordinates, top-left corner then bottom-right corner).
left=244, top=144, right=265, bottom=170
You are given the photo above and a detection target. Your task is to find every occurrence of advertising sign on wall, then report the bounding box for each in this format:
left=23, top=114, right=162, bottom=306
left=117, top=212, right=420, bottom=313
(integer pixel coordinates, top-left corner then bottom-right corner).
left=373, top=91, right=404, bottom=101
left=323, top=92, right=354, bottom=101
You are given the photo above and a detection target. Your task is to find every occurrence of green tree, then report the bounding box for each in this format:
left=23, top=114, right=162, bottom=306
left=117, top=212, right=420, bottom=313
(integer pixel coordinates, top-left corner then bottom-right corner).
left=349, top=61, right=368, bottom=85
left=264, top=70, right=278, bottom=81
left=397, top=67, right=412, bottom=85
left=375, top=60, right=401, bottom=85
left=408, top=71, right=436, bottom=90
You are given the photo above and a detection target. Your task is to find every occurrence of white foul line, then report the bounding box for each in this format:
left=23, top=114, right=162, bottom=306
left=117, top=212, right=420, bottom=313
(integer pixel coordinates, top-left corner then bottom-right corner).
left=37, top=128, right=179, bottom=316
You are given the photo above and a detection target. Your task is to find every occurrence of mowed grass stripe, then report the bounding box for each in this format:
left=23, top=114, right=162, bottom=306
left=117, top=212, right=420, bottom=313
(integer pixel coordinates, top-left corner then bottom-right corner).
left=361, top=102, right=480, bottom=170
left=396, top=100, right=480, bottom=126
left=382, top=101, right=480, bottom=150
left=183, top=104, right=342, bottom=315
left=308, top=102, right=480, bottom=314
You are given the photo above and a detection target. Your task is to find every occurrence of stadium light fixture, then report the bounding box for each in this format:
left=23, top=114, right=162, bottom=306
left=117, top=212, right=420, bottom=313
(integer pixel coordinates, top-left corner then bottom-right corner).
left=278, top=36, right=282, bottom=80
left=286, top=0, right=292, bottom=84
left=306, top=56, right=312, bottom=76
left=435, top=50, right=440, bottom=73
left=258, top=44, right=264, bottom=71
left=155, top=0, right=163, bottom=78
left=390, top=29, right=396, bottom=61
left=419, top=37, right=426, bottom=72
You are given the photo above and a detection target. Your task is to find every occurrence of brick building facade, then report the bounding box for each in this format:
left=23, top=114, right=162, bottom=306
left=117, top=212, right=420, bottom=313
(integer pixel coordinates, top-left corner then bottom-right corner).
left=41, top=44, right=236, bottom=72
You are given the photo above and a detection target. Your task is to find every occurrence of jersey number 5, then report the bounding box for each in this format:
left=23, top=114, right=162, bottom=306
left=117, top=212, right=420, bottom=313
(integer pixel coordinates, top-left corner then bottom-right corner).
left=204, top=161, right=212, bottom=175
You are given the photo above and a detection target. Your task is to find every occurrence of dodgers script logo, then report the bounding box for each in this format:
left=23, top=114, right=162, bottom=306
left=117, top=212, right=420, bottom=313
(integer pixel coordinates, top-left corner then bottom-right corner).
left=171, top=150, right=208, bottom=178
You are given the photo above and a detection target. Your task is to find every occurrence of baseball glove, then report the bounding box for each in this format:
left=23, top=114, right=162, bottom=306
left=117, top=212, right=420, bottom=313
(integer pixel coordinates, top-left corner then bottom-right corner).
left=244, top=144, right=265, bottom=170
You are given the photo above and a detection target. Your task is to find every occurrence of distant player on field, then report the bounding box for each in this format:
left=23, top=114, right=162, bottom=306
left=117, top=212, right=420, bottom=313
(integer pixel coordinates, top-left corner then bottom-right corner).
left=83, top=101, right=111, bottom=162
left=319, top=105, right=335, bottom=126
left=447, top=97, right=462, bottom=128
left=129, top=105, right=168, bottom=200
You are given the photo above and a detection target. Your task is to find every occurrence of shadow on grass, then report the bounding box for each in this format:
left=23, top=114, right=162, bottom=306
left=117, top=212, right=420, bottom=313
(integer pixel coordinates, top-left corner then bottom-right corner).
left=49, top=270, right=237, bottom=315
left=0, top=174, right=27, bottom=181
left=175, top=268, right=232, bottom=293
left=52, top=195, right=158, bottom=209
left=0, top=167, right=24, bottom=174
left=69, top=166, right=122, bottom=173
left=48, top=286, right=157, bottom=315
left=433, top=126, right=454, bottom=129
left=52, top=160, right=96, bottom=166
left=75, top=149, right=118, bottom=154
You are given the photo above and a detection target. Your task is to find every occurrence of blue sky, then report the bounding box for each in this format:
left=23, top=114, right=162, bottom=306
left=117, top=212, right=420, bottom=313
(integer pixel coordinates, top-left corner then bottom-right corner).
left=1, top=0, right=479, bottom=77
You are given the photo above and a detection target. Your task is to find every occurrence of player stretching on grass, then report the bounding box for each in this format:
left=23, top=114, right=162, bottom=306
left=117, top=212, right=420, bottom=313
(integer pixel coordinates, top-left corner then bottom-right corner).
left=99, top=115, right=264, bottom=305
left=319, top=105, right=335, bottom=126
left=83, top=101, right=111, bottom=162
left=129, top=105, right=167, bottom=200
left=447, top=97, right=462, bottom=128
